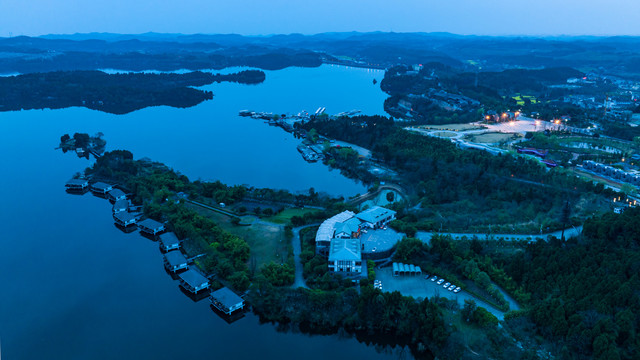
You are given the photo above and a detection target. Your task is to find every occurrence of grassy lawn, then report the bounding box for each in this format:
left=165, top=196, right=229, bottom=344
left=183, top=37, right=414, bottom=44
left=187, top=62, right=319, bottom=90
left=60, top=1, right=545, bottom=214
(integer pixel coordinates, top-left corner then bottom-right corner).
left=465, top=132, right=520, bottom=144
left=186, top=202, right=291, bottom=269
left=265, top=207, right=321, bottom=224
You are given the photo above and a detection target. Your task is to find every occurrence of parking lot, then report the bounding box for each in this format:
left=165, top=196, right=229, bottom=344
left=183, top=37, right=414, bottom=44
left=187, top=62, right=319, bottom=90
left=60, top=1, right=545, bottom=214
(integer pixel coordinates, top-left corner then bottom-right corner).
left=374, top=267, right=507, bottom=320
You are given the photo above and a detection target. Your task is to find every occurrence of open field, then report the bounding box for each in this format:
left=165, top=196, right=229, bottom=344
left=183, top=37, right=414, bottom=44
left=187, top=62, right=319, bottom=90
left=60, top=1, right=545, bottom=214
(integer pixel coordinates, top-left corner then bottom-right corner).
left=265, top=207, right=321, bottom=224
left=416, top=123, right=485, bottom=131
left=186, top=203, right=290, bottom=268
left=464, top=132, right=520, bottom=144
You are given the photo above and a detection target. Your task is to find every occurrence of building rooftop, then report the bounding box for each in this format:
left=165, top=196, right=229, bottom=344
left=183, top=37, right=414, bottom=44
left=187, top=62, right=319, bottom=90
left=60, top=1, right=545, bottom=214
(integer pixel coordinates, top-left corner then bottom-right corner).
left=328, top=237, right=361, bottom=262
left=108, top=188, right=126, bottom=198
left=356, top=206, right=396, bottom=225
left=113, top=199, right=129, bottom=210
left=210, top=287, right=244, bottom=309
left=66, top=178, right=88, bottom=186
left=91, top=182, right=112, bottom=191
left=315, top=210, right=356, bottom=243
left=179, top=269, right=208, bottom=288
left=164, top=251, right=187, bottom=267
left=138, top=218, right=164, bottom=230
left=159, top=232, right=180, bottom=247
left=334, top=217, right=361, bottom=236
left=114, top=212, right=135, bottom=222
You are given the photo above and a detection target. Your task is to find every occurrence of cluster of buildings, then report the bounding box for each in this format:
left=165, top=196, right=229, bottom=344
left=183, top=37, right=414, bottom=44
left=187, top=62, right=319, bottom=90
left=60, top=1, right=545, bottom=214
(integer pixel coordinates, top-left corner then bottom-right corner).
left=582, top=160, right=640, bottom=186
left=315, top=206, right=397, bottom=274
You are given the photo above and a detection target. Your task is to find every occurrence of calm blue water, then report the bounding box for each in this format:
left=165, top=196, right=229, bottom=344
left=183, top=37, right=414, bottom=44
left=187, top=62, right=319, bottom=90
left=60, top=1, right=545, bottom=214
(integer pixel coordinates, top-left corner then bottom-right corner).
left=0, top=65, right=408, bottom=359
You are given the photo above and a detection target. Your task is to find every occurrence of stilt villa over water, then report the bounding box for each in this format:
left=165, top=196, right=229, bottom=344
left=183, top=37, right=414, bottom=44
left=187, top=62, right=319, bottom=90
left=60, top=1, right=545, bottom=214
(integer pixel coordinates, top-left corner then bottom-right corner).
left=210, top=287, right=245, bottom=315
left=179, top=269, right=210, bottom=294
left=114, top=212, right=137, bottom=227
left=138, top=219, right=165, bottom=236
left=90, top=182, right=113, bottom=195
left=65, top=178, right=89, bottom=192
left=159, top=232, right=181, bottom=252
left=112, top=199, right=129, bottom=214
left=107, top=188, right=127, bottom=202
left=164, top=251, right=189, bottom=273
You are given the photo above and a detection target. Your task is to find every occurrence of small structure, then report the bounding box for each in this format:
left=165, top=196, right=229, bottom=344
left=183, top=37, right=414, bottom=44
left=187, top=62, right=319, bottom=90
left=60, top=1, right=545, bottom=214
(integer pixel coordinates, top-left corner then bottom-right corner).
left=179, top=269, right=210, bottom=294
left=108, top=188, right=127, bottom=202
left=138, top=218, right=165, bottom=236
left=164, top=251, right=188, bottom=273
left=210, top=287, right=245, bottom=315
left=113, top=212, right=136, bottom=227
left=328, top=237, right=362, bottom=273
left=65, top=178, right=89, bottom=191
left=159, top=232, right=181, bottom=252
left=392, top=262, right=422, bottom=276
left=112, top=199, right=129, bottom=214
left=356, top=206, right=396, bottom=229
left=90, top=182, right=113, bottom=195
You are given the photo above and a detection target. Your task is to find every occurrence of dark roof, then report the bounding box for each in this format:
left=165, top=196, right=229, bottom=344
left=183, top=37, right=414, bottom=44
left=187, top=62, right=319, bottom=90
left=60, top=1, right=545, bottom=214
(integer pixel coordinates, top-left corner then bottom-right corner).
left=113, top=199, right=129, bottom=210
left=66, top=178, right=88, bottom=186
left=91, top=182, right=112, bottom=190
left=108, top=188, right=126, bottom=198
left=138, top=218, right=164, bottom=230
left=210, top=287, right=244, bottom=309
left=114, top=212, right=135, bottom=222
left=159, top=232, right=180, bottom=247
left=179, top=269, right=208, bottom=288
left=164, top=251, right=187, bottom=267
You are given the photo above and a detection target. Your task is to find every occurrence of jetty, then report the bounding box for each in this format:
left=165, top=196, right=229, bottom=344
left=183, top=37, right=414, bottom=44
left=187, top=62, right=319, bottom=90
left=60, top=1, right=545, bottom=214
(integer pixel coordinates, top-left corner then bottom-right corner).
left=65, top=178, right=89, bottom=192
left=138, top=218, right=165, bottom=236
left=210, top=287, right=245, bottom=315
left=164, top=251, right=189, bottom=273
left=159, top=232, right=181, bottom=252
left=90, top=182, right=113, bottom=195
left=113, top=212, right=137, bottom=227
left=179, top=269, right=210, bottom=294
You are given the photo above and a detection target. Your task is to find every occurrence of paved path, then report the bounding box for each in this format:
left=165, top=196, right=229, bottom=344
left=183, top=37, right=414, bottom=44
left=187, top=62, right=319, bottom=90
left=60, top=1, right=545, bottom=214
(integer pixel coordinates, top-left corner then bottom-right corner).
left=291, top=225, right=320, bottom=289
left=416, top=225, right=583, bottom=245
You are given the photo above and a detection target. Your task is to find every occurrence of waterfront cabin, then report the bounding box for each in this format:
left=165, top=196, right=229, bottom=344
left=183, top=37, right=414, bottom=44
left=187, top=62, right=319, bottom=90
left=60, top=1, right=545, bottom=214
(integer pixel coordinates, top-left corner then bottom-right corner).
left=107, top=188, right=127, bottom=202
left=90, top=182, right=113, bottom=195
left=138, top=218, right=165, bottom=236
left=210, top=287, right=245, bottom=315
left=163, top=251, right=188, bottom=273
left=65, top=178, right=89, bottom=192
left=179, top=269, right=210, bottom=294
left=159, top=232, right=181, bottom=252
left=112, top=199, right=129, bottom=214
left=114, top=212, right=137, bottom=227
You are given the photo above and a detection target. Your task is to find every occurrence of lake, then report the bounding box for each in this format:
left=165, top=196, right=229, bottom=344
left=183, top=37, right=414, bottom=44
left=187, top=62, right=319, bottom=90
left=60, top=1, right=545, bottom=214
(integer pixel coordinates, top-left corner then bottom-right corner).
left=0, top=65, right=412, bottom=359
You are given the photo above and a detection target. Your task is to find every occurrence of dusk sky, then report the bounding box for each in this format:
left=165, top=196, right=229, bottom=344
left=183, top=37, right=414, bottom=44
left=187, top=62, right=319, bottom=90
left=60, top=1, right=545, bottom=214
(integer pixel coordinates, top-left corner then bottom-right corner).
left=0, top=0, right=638, bottom=37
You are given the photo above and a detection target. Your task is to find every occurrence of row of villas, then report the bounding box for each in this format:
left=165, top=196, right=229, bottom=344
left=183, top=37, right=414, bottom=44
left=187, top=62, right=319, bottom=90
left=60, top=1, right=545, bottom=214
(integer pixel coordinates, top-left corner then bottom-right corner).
left=316, top=206, right=396, bottom=274
left=583, top=160, right=640, bottom=186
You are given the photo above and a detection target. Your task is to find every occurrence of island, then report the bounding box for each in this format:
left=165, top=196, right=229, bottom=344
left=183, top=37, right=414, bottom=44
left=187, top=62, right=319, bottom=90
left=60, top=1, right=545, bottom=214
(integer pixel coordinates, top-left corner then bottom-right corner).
left=0, top=69, right=265, bottom=114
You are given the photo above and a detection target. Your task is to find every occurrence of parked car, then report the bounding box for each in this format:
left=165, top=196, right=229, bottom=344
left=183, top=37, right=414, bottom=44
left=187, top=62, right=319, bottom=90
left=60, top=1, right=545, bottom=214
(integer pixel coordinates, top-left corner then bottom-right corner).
left=431, top=276, right=437, bottom=282
left=437, top=279, right=445, bottom=285
left=448, top=285, right=456, bottom=291
left=443, top=282, right=451, bottom=288
left=453, top=287, right=461, bottom=293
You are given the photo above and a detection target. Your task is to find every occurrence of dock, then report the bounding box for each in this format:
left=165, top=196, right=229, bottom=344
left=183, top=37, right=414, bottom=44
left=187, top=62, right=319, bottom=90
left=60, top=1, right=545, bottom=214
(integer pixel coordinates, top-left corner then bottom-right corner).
left=179, top=269, right=210, bottom=294
left=159, top=232, right=181, bottom=252
left=65, top=178, right=89, bottom=192
left=164, top=251, right=189, bottom=273
left=138, top=218, right=165, bottom=236
left=210, top=287, right=245, bottom=315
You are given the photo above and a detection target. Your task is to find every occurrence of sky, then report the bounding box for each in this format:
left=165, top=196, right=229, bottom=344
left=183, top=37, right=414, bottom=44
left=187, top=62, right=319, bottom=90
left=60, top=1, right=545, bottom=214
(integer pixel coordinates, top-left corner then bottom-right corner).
left=0, top=0, right=638, bottom=37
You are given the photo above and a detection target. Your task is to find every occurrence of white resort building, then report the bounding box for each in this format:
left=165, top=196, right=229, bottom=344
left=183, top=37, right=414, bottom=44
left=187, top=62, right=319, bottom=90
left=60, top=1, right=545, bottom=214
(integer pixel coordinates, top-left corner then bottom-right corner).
left=316, top=206, right=396, bottom=274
